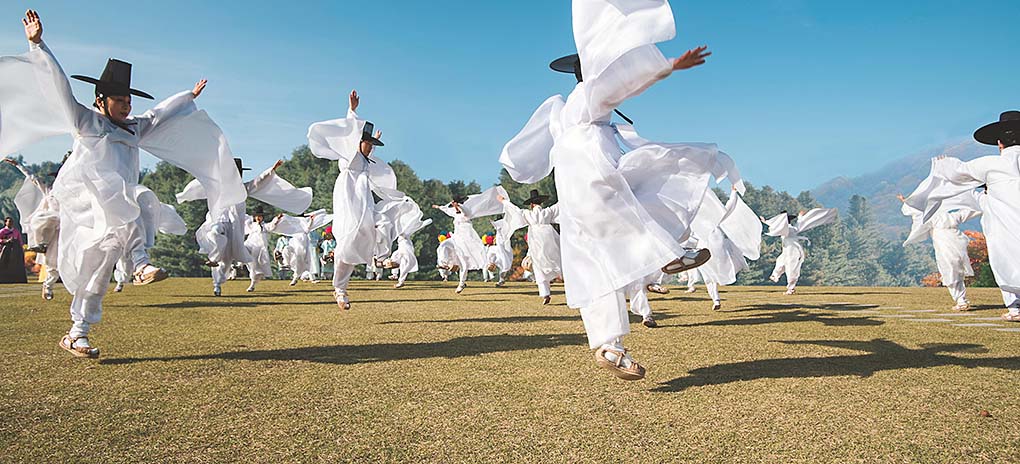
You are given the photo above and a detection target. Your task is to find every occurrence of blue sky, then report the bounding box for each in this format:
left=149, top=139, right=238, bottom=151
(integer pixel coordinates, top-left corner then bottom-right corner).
left=1, top=1, right=1017, bottom=193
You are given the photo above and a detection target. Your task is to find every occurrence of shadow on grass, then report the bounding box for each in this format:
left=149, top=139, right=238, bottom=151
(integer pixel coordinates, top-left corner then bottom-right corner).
left=100, top=333, right=587, bottom=366
left=143, top=298, right=513, bottom=309
left=655, top=339, right=1020, bottom=393
left=726, top=303, right=881, bottom=313
left=377, top=313, right=680, bottom=325
left=679, top=310, right=884, bottom=328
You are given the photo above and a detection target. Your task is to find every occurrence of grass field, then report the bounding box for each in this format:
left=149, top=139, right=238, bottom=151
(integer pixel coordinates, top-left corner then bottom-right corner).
left=2, top=278, right=1019, bottom=463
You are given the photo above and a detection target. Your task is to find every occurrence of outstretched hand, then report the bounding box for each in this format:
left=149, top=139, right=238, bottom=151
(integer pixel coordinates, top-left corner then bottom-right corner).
left=349, top=90, right=360, bottom=112
left=192, top=79, right=207, bottom=99
left=1, top=158, right=17, bottom=166
left=672, top=46, right=710, bottom=71
left=896, top=194, right=906, bottom=203
left=273, top=159, right=284, bottom=171
left=22, top=9, right=42, bottom=44
left=496, top=194, right=505, bottom=202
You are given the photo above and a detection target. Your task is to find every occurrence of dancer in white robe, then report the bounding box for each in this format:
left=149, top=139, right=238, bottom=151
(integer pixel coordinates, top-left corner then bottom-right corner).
left=899, top=190, right=981, bottom=311
left=483, top=220, right=514, bottom=287
left=241, top=207, right=281, bottom=292
left=433, top=185, right=509, bottom=294
left=762, top=208, right=838, bottom=295
left=4, top=157, right=61, bottom=299
left=692, top=188, right=762, bottom=310
left=178, top=159, right=311, bottom=296
left=905, top=111, right=1020, bottom=321
left=0, top=11, right=248, bottom=358
left=307, top=90, right=398, bottom=310
left=499, top=0, right=730, bottom=380
left=376, top=196, right=432, bottom=288
left=499, top=189, right=562, bottom=303
left=436, top=236, right=457, bottom=281
left=274, top=210, right=332, bottom=286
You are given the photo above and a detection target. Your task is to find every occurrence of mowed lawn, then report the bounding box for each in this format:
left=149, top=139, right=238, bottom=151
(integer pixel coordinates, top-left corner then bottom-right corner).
left=1, top=278, right=1019, bottom=463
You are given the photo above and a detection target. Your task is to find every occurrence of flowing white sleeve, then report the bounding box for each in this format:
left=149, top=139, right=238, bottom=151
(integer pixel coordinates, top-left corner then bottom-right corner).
left=796, top=208, right=839, bottom=233
left=134, top=91, right=197, bottom=138
left=307, top=108, right=363, bottom=163
left=156, top=203, right=188, bottom=235
left=901, top=202, right=931, bottom=246
left=272, top=214, right=306, bottom=237
left=525, top=204, right=561, bottom=226
left=246, top=167, right=313, bottom=215
left=0, top=41, right=89, bottom=154
left=14, top=176, right=45, bottom=233
left=764, top=213, right=791, bottom=238
left=462, top=186, right=511, bottom=218
left=573, top=0, right=675, bottom=119
left=719, top=194, right=763, bottom=260
left=139, top=108, right=246, bottom=221
left=175, top=178, right=207, bottom=203
left=499, top=95, right=564, bottom=184
left=501, top=200, right=528, bottom=231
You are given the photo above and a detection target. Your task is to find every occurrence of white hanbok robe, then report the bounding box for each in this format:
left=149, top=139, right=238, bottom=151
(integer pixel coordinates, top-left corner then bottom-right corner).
left=437, top=186, right=509, bottom=273
left=902, top=202, right=980, bottom=302
left=307, top=108, right=397, bottom=267
left=906, top=148, right=1020, bottom=305
left=274, top=210, right=333, bottom=281
left=499, top=0, right=740, bottom=347
left=502, top=202, right=563, bottom=295
left=377, top=195, right=432, bottom=284
left=0, top=40, right=245, bottom=335
left=488, top=219, right=515, bottom=275
left=177, top=165, right=312, bottom=271
left=113, top=200, right=187, bottom=285
left=436, top=239, right=457, bottom=278
left=243, top=216, right=281, bottom=283
left=692, top=190, right=762, bottom=287
left=765, top=208, right=838, bottom=289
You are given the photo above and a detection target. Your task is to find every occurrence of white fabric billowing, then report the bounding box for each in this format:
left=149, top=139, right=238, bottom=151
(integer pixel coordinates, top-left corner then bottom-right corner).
left=177, top=165, right=312, bottom=216
left=910, top=147, right=1020, bottom=296
left=11, top=168, right=60, bottom=269
left=691, top=190, right=761, bottom=286
left=392, top=235, right=420, bottom=277
left=379, top=194, right=433, bottom=279
left=436, top=239, right=457, bottom=269
left=308, top=109, right=396, bottom=266
left=498, top=96, right=564, bottom=184
left=274, top=209, right=333, bottom=280
left=765, top=208, right=838, bottom=286
left=244, top=216, right=279, bottom=282
left=489, top=219, right=515, bottom=273
left=901, top=202, right=979, bottom=287
left=13, top=172, right=46, bottom=234
left=502, top=202, right=562, bottom=281
left=0, top=41, right=243, bottom=296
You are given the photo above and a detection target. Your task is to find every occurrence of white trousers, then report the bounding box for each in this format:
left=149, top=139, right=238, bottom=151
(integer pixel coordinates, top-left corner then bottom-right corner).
left=580, top=291, right=629, bottom=349
left=706, top=282, right=721, bottom=303
left=333, top=261, right=356, bottom=292
left=1002, top=290, right=1020, bottom=310
left=68, top=222, right=146, bottom=338
left=946, top=280, right=967, bottom=304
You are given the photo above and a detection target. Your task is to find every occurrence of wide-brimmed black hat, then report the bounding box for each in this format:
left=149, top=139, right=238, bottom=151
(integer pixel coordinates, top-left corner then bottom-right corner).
left=252, top=206, right=266, bottom=216
left=362, top=121, right=384, bottom=147
left=974, top=111, right=1020, bottom=146
left=525, top=189, right=550, bottom=205
left=71, top=59, right=153, bottom=100
left=550, top=54, right=581, bottom=78
left=452, top=194, right=469, bottom=204
left=234, top=158, right=252, bottom=174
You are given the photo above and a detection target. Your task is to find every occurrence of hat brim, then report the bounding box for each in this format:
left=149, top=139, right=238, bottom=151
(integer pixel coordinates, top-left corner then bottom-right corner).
left=70, top=75, right=154, bottom=100
left=974, top=120, right=1020, bottom=145
left=526, top=195, right=550, bottom=205
left=550, top=54, right=580, bottom=74
left=362, top=136, right=385, bottom=147
left=452, top=197, right=469, bottom=204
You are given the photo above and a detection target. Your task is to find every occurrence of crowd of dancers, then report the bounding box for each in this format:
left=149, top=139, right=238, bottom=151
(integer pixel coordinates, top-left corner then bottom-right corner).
left=2, top=3, right=1017, bottom=382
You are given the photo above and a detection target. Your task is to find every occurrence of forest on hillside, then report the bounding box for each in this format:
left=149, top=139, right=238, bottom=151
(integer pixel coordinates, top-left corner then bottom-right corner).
left=1, top=146, right=993, bottom=287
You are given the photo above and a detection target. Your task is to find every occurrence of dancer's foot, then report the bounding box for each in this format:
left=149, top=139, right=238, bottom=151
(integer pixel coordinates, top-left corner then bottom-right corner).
left=133, top=264, right=168, bottom=286
left=685, top=287, right=696, bottom=294
left=246, top=284, right=255, bottom=293
left=769, top=275, right=780, bottom=283
left=594, top=346, right=645, bottom=381
left=335, top=290, right=351, bottom=310
left=213, top=285, right=222, bottom=297
left=951, top=302, right=972, bottom=312
left=394, top=282, right=404, bottom=289
left=42, top=286, right=54, bottom=300
left=27, top=243, right=47, bottom=253
left=642, top=316, right=657, bottom=328
left=113, top=282, right=124, bottom=293
left=1001, top=312, right=1020, bottom=322
left=495, top=280, right=505, bottom=288
left=712, top=302, right=722, bottom=311
left=784, top=288, right=796, bottom=295
left=59, top=335, right=99, bottom=359
left=661, top=248, right=711, bottom=275
left=456, top=284, right=466, bottom=294
left=542, top=296, right=551, bottom=305
left=289, top=278, right=297, bottom=286
left=646, top=284, right=669, bottom=295
left=205, top=260, right=219, bottom=268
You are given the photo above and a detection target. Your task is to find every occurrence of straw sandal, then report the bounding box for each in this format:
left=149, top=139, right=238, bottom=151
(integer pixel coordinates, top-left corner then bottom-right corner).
left=594, top=346, right=645, bottom=381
